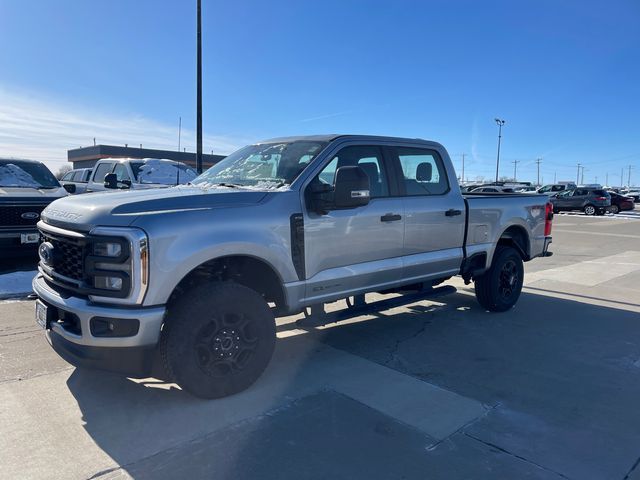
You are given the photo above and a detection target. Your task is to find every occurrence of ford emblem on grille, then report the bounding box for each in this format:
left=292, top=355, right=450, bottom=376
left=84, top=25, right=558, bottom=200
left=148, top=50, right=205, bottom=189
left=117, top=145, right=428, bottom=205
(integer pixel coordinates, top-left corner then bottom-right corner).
left=39, top=242, right=55, bottom=266
left=21, top=212, right=40, bottom=220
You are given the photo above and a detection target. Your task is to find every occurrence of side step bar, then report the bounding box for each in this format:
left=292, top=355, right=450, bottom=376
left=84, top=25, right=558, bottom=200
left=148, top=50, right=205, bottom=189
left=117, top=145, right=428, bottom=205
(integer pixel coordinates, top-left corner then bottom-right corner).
left=296, top=285, right=457, bottom=328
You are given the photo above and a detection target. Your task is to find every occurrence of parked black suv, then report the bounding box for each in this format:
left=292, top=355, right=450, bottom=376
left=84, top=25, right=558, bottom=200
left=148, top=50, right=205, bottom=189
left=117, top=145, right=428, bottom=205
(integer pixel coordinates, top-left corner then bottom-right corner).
left=550, top=188, right=611, bottom=215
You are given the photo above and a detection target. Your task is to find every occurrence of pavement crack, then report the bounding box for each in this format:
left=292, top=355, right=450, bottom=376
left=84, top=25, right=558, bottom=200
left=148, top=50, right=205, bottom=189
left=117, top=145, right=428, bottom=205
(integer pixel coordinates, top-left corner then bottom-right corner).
left=383, top=319, right=429, bottom=366
left=464, top=432, right=571, bottom=480
left=623, top=455, right=640, bottom=480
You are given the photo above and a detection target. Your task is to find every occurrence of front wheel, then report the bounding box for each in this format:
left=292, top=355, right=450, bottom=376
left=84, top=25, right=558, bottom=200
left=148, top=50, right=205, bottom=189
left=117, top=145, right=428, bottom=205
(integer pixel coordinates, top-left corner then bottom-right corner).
left=584, top=204, right=596, bottom=215
left=474, top=246, right=524, bottom=312
left=160, top=282, right=276, bottom=399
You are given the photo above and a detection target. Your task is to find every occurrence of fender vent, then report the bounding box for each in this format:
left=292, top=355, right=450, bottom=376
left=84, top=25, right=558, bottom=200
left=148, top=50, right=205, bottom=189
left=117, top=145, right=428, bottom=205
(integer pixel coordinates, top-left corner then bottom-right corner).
left=290, top=213, right=305, bottom=280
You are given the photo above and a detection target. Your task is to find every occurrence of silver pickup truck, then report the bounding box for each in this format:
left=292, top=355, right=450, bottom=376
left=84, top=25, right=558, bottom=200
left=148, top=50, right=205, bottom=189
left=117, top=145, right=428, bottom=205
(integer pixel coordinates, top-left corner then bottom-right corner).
left=33, top=135, right=553, bottom=398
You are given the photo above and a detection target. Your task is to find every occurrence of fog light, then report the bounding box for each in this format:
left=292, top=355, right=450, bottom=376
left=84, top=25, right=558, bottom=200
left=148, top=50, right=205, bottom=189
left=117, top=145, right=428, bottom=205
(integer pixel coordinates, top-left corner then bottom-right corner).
left=94, top=275, right=123, bottom=290
left=93, top=242, right=122, bottom=257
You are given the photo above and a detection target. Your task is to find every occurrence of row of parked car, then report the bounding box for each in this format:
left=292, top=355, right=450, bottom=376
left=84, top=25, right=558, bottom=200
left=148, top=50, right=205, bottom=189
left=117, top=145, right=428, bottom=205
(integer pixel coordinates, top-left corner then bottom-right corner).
left=461, top=182, right=638, bottom=215
left=0, top=157, right=197, bottom=257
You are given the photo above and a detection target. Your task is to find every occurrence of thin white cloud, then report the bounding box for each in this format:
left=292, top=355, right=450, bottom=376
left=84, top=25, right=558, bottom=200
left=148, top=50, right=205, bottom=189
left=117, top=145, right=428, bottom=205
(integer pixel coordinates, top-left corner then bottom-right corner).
left=0, top=87, right=244, bottom=172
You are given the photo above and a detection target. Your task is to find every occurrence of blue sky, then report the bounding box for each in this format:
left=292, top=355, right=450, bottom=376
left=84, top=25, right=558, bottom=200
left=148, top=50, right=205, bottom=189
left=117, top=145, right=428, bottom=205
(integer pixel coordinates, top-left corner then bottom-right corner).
left=1, top=0, right=638, bottom=185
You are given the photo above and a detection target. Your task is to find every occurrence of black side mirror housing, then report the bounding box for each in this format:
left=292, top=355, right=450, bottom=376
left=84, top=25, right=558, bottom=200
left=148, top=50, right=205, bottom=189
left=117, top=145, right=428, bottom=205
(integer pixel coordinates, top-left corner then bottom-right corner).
left=333, top=166, right=370, bottom=209
left=120, top=179, right=132, bottom=189
left=104, top=173, right=118, bottom=189
left=63, top=183, right=76, bottom=194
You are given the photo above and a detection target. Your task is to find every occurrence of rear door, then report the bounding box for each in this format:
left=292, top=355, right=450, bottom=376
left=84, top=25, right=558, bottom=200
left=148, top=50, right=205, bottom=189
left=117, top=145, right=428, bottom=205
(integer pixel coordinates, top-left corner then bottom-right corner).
left=387, top=145, right=466, bottom=282
left=302, top=144, right=405, bottom=303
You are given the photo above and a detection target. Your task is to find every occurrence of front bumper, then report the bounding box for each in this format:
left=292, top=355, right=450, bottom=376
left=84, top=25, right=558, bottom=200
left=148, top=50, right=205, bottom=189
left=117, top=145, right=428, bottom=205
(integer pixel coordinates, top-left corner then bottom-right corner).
left=33, top=274, right=166, bottom=375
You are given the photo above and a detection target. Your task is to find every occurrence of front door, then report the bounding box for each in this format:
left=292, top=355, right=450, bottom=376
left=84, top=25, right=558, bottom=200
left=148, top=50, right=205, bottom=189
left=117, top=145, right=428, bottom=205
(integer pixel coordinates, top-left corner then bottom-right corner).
left=303, top=145, right=404, bottom=304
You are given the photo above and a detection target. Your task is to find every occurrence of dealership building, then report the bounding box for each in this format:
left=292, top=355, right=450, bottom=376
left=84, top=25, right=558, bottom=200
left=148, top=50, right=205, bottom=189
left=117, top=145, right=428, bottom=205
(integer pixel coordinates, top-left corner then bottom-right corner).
left=67, top=144, right=225, bottom=170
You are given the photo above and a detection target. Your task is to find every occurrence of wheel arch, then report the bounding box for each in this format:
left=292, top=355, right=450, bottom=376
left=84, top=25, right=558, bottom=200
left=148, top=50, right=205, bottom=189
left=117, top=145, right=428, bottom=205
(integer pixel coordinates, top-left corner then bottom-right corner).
left=167, top=255, right=288, bottom=312
left=497, top=225, right=531, bottom=261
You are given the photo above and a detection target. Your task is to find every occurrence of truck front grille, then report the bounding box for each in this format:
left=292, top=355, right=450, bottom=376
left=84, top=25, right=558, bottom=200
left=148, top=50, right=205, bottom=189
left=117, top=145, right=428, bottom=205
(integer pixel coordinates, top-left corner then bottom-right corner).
left=0, top=204, right=47, bottom=227
left=41, top=232, right=85, bottom=282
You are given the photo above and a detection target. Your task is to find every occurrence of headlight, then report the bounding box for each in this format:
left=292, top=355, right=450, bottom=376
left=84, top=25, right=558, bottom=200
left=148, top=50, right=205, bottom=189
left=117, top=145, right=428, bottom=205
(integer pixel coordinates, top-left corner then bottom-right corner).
left=86, top=227, right=149, bottom=305
left=93, top=242, right=123, bottom=257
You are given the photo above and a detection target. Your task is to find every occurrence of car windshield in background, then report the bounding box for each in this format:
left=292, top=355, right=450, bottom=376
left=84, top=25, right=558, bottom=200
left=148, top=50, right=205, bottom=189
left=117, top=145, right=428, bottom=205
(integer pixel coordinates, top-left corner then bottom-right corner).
left=130, top=160, right=198, bottom=185
left=192, top=141, right=328, bottom=189
left=0, top=161, right=60, bottom=188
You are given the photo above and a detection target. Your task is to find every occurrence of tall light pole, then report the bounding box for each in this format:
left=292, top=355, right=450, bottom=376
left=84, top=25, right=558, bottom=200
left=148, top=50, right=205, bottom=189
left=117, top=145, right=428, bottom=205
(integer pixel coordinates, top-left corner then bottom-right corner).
left=535, top=158, right=542, bottom=186
left=494, top=118, right=505, bottom=182
left=196, top=0, right=203, bottom=174
left=512, top=160, right=520, bottom=181
left=576, top=163, right=581, bottom=184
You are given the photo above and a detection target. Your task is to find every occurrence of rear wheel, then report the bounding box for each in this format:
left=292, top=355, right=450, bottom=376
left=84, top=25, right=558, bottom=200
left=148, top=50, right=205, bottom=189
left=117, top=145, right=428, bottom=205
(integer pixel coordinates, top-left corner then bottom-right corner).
left=584, top=204, right=596, bottom=215
left=609, top=205, right=619, bottom=214
left=474, top=246, right=524, bottom=312
left=161, top=282, right=276, bottom=399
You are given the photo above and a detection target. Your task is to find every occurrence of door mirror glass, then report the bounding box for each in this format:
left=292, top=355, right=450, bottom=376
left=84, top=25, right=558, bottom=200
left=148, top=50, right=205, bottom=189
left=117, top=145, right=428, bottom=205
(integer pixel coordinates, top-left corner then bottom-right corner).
left=104, top=172, right=118, bottom=189
left=333, top=166, right=370, bottom=209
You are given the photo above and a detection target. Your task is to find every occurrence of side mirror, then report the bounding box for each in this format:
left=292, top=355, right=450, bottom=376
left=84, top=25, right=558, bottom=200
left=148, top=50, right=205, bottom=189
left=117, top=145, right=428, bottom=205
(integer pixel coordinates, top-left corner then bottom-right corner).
left=104, top=173, right=118, bottom=189
left=63, top=183, right=76, bottom=194
left=333, top=166, right=370, bottom=209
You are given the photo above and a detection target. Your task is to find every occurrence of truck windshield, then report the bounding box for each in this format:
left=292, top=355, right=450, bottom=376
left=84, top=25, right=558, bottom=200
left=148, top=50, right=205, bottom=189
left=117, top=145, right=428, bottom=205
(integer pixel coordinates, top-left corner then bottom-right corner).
left=192, top=141, right=328, bottom=189
left=0, top=161, right=60, bottom=188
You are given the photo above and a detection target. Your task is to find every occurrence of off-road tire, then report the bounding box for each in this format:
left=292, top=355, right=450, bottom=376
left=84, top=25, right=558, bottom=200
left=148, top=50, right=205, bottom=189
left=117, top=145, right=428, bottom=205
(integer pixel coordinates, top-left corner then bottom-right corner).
left=474, top=246, right=524, bottom=312
left=584, top=204, right=596, bottom=215
left=160, top=282, right=276, bottom=399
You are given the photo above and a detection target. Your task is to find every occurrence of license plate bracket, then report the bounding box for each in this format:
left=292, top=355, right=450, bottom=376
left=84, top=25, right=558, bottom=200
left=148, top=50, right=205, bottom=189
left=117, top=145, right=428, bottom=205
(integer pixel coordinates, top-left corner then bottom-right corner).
left=35, top=300, right=52, bottom=329
left=21, top=233, right=40, bottom=244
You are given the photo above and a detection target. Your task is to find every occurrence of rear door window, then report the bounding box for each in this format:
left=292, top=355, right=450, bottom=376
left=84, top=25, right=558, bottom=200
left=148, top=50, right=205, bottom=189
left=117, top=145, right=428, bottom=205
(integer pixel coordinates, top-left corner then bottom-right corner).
left=392, top=147, right=449, bottom=196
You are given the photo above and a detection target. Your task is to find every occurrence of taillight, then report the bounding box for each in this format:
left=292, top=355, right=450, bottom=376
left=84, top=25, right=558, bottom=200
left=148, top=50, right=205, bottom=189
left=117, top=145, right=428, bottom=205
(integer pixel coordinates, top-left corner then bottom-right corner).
left=595, top=196, right=607, bottom=201
left=544, top=202, right=553, bottom=236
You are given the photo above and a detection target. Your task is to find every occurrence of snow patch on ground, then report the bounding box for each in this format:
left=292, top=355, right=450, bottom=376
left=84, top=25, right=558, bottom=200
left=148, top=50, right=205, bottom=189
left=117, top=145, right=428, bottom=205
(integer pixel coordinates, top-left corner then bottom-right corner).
left=0, top=270, right=36, bottom=299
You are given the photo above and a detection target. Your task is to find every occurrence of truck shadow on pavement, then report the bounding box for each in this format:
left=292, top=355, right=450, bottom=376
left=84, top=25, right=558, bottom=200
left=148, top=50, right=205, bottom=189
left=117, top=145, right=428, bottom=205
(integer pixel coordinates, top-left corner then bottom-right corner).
left=65, top=289, right=640, bottom=480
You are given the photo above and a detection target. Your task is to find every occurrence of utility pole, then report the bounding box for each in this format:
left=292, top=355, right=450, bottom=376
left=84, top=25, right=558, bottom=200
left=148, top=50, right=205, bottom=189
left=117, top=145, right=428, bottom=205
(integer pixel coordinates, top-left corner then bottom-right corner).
left=535, top=158, right=541, bottom=186
left=178, top=116, right=182, bottom=152
left=196, top=0, right=203, bottom=174
left=621, top=167, right=624, bottom=187
left=581, top=166, right=586, bottom=185
left=512, top=160, right=520, bottom=181
left=628, top=165, right=633, bottom=188
left=461, top=153, right=465, bottom=183
left=605, top=172, right=608, bottom=186
left=554, top=171, right=556, bottom=183
left=494, top=118, right=505, bottom=183
left=576, top=163, right=581, bottom=185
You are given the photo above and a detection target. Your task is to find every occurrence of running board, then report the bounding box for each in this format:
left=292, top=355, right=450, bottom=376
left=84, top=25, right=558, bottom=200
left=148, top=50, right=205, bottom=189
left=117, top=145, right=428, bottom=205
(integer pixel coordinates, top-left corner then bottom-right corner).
left=296, top=285, right=457, bottom=328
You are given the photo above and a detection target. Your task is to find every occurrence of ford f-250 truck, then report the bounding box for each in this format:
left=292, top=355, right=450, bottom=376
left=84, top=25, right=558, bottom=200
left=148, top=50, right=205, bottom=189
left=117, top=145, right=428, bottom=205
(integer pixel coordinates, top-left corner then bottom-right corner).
left=33, top=135, right=553, bottom=398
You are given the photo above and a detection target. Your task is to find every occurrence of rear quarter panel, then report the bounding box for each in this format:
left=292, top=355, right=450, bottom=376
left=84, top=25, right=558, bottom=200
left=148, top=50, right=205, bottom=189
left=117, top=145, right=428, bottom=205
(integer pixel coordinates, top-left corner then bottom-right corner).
left=464, top=193, right=549, bottom=268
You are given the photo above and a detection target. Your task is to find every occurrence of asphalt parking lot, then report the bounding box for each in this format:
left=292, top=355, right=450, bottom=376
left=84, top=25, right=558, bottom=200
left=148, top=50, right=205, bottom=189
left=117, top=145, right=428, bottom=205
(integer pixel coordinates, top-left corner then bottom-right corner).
left=1, top=212, right=639, bottom=480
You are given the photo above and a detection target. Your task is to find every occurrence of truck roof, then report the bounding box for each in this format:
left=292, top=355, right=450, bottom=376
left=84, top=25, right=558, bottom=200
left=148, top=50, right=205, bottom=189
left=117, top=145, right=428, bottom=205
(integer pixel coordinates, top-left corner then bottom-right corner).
left=256, top=134, right=443, bottom=148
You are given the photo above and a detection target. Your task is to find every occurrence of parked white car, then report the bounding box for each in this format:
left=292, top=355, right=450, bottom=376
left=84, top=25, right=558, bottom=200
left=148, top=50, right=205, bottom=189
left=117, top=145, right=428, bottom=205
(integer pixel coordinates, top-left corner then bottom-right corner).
left=60, top=168, right=92, bottom=194
left=85, top=158, right=197, bottom=193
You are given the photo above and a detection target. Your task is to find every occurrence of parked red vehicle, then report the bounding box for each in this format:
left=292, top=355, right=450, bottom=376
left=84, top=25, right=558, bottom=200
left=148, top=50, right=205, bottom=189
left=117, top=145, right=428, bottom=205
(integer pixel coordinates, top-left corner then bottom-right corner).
left=608, top=192, right=635, bottom=214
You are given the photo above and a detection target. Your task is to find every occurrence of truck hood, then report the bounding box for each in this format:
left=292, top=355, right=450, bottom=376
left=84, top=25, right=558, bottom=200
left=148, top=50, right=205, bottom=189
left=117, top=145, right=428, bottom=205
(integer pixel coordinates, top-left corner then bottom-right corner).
left=0, top=186, right=67, bottom=201
left=41, top=185, right=269, bottom=232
